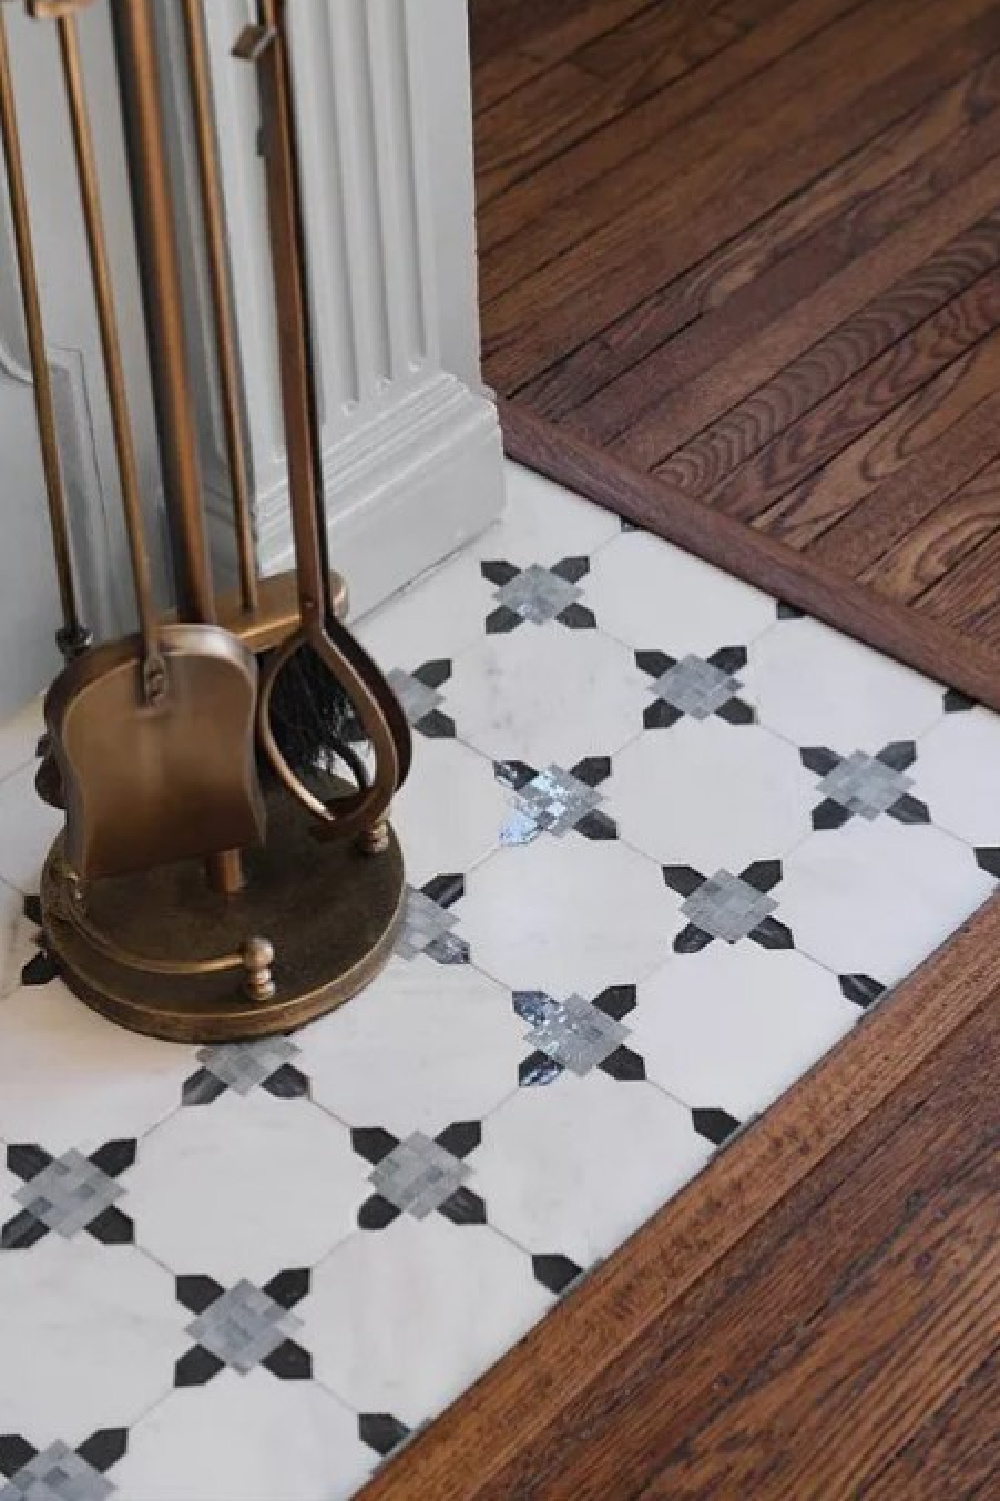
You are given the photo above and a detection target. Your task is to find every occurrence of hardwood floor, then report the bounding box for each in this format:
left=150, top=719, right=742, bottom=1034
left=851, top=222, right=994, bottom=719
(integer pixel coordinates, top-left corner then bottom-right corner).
left=472, top=0, right=1000, bottom=709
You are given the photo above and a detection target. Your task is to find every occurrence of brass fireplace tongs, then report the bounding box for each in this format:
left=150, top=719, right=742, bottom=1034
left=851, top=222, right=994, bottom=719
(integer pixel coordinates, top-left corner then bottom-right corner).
left=235, top=0, right=411, bottom=849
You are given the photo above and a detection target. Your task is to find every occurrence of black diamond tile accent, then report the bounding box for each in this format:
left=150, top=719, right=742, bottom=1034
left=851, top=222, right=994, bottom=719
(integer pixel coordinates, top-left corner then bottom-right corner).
left=351, top=1127, right=399, bottom=1165
left=494, top=759, right=536, bottom=792
left=551, top=555, right=590, bottom=583
left=662, top=865, right=706, bottom=898
left=571, top=756, right=612, bottom=788
left=76, top=1430, right=128, bottom=1473
left=358, top=1195, right=401, bottom=1230
left=557, top=602, right=596, bottom=629
left=741, top=860, right=782, bottom=893
left=532, top=1253, right=584, bottom=1296
left=976, top=847, right=1000, bottom=878
left=592, top=985, right=637, bottom=1020
left=21, top=949, right=59, bottom=987
left=262, top=1340, right=312, bottom=1380
left=437, top=1186, right=488, bottom=1226
left=692, top=1107, right=742, bottom=1146
left=749, top=916, right=795, bottom=949
left=776, top=601, right=805, bottom=619
left=480, top=560, right=519, bottom=587
left=435, top=1121, right=481, bottom=1158
left=0, top=1435, right=36, bottom=1476
left=412, top=659, right=451, bottom=690
left=839, top=974, right=887, bottom=1009
left=22, top=893, right=42, bottom=926
left=575, top=810, right=618, bottom=840
left=359, top=1413, right=411, bottom=1459
left=600, top=1045, right=646, bottom=1081
left=943, top=687, right=976, bottom=712
left=715, top=696, right=756, bottom=725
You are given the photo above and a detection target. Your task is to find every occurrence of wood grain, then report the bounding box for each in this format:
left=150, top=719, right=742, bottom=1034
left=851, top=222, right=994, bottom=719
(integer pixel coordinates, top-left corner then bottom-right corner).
left=756, top=340, right=1000, bottom=552
left=482, top=0, right=999, bottom=387
left=519, top=53, right=1000, bottom=422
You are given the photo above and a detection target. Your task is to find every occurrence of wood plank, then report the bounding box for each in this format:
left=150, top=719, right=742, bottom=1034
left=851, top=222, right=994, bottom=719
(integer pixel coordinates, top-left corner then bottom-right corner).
left=857, top=433, right=1000, bottom=601
left=475, top=2, right=742, bottom=208
left=616, top=180, right=1000, bottom=475
left=755, top=341, right=1000, bottom=553
left=477, top=0, right=873, bottom=263
left=567, top=91, right=1000, bottom=450
left=472, top=48, right=551, bottom=116
left=720, top=0, right=796, bottom=21
left=872, top=1350, right=1000, bottom=1499
left=572, top=3, right=739, bottom=86
left=518, top=53, right=1000, bottom=421
left=496, top=405, right=1000, bottom=707
left=701, top=265, right=1000, bottom=525
left=481, top=0, right=996, bottom=386
left=361, top=880, right=1000, bottom=1500
left=913, top=522, right=1000, bottom=632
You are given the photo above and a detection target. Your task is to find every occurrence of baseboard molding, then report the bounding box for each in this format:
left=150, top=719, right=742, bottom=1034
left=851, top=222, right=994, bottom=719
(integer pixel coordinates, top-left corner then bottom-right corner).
left=207, top=375, right=505, bottom=620
left=498, top=401, right=1000, bottom=713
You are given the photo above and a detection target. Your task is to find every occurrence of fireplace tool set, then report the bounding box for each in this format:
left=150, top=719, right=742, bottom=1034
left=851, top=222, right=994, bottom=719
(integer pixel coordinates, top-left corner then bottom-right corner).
left=0, top=0, right=411, bottom=1040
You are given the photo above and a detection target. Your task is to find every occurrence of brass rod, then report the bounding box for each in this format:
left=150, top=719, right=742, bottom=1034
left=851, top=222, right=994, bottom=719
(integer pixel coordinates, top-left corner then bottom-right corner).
left=54, top=13, right=160, bottom=670
left=179, top=0, right=257, bottom=616
left=0, top=8, right=89, bottom=657
left=108, top=0, right=216, bottom=626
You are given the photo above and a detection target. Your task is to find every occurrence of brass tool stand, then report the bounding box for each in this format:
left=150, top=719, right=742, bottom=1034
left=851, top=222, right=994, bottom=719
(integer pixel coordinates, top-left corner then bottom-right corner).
left=3, top=0, right=408, bottom=1042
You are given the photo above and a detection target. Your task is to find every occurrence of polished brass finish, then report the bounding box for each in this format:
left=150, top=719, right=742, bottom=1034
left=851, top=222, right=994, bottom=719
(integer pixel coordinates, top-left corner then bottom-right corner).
left=39, top=779, right=405, bottom=1042
left=54, top=9, right=164, bottom=694
left=46, top=626, right=264, bottom=879
left=0, top=4, right=89, bottom=660
left=108, top=0, right=215, bottom=627
left=240, top=0, right=411, bottom=842
left=31, top=564, right=350, bottom=814
left=216, top=565, right=349, bottom=652
left=50, top=850, right=274, bottom=997
left=179, top=0, right=257, bottom=617
left=36, top=1, right=265, bottom=882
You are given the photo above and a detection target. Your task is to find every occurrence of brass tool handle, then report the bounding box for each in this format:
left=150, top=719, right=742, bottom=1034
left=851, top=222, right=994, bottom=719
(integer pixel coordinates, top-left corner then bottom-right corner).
left=38, top=2, right=165, bottom=701
left=179, top=0, right=258, bottom=619
left=108, top=0, right=216, bottom=628
left=0, top=3, right=89, bottom=659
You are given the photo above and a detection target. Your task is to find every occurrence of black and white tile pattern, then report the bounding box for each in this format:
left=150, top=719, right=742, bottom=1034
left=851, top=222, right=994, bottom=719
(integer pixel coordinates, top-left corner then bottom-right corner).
left=1, top=461, right=998, bottom=1499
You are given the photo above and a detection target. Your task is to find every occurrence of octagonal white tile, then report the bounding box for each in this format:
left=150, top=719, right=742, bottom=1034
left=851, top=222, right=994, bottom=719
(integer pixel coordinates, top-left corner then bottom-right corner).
left=610, top=716, right=813, bottom=869
left=476, top=1072, right=711, bottom=1266
left=447, top=626, right=646, bottom=768
left=354, top=545, right=490, bottom=669
left=128, top=1092, right=366, bottom=1282
left=301, top=959, right=521, bottom=1134
left=743, top=616, right=944, bottom=749
left=462, top=836, right=674, bottom=994
left=0, top=877, right=33, bottom=1000
left=631, top=945, right=858, bottom=1119
left=779, top=819, right=995, bottom=984
left=475, top=462, right=621, bottom=566
left=0, top=1235, right=183, bottom=1438
left=0, top=761, right=62, bottom=893
left=0, top=983, right=196, bottom=1151
left=0, top=695, right=42, bottom=785
left=586, top=530, right=775, bottom=654
left=916, top=706, right=1000, bottom=847
left=117, top=1372, right=373, bottom=1501
left=307, top=1216, right=550, bottom=1427
left=390, top=737, right=504, bottom=886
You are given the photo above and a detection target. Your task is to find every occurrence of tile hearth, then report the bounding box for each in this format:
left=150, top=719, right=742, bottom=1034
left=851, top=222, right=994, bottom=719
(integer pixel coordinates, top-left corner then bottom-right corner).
left=1, top=462, right=999, bottom=1499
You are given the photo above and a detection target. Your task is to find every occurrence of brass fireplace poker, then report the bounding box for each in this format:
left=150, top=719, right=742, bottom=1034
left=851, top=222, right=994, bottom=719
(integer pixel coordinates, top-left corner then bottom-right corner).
left=3, top=0, right=409, bottom=1040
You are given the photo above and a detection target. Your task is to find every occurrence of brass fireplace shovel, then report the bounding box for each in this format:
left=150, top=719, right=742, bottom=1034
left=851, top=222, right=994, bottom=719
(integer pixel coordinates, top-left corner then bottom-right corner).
left=41, top=1, right=265, bottom=881
left=237, top=1, right=410, bottom=845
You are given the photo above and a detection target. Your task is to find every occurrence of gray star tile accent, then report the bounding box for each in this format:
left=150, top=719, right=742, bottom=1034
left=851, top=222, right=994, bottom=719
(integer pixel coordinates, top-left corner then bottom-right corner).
left=509, top=766, right=604, bottom=839
left=681, top=870, right=779, bottom=943
left=14, top=1151, right=123, bottom=1238
left=395, top=888, right=462, bottom=960
left=494, top=564, right=582, bottom=624
left=368, top=1132, right=470, bottom=1220
left=524, top=993, right=630, bottom=1076
left=185, top=1280, right=304, bottom=1376
left=0, top=1442, right=114, bottom=1501
left=197, top=1037, right=300, bottom=1094
left=651, top=654, right=743, bottom=719
left=386, top=668, right=444, bottom=725
left=816, top=751, right=914, bottom=818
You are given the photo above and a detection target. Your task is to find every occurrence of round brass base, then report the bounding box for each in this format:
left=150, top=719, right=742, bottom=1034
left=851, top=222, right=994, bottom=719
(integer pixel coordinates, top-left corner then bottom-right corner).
left=39, top=782, right=405, bottom=1043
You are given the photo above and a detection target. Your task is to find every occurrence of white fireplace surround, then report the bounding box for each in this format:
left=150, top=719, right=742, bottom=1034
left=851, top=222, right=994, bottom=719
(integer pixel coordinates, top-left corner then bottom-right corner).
left=0, top=0, right=502, bottom=712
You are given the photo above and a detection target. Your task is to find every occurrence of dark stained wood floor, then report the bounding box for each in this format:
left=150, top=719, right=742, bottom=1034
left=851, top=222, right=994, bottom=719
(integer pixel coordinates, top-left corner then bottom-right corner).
left=471, top=0, right=1000, bottom=709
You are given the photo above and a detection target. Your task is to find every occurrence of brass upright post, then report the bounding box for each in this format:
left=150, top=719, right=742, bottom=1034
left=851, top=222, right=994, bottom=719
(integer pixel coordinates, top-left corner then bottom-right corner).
left=109, top=0, right=244, bottom=895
